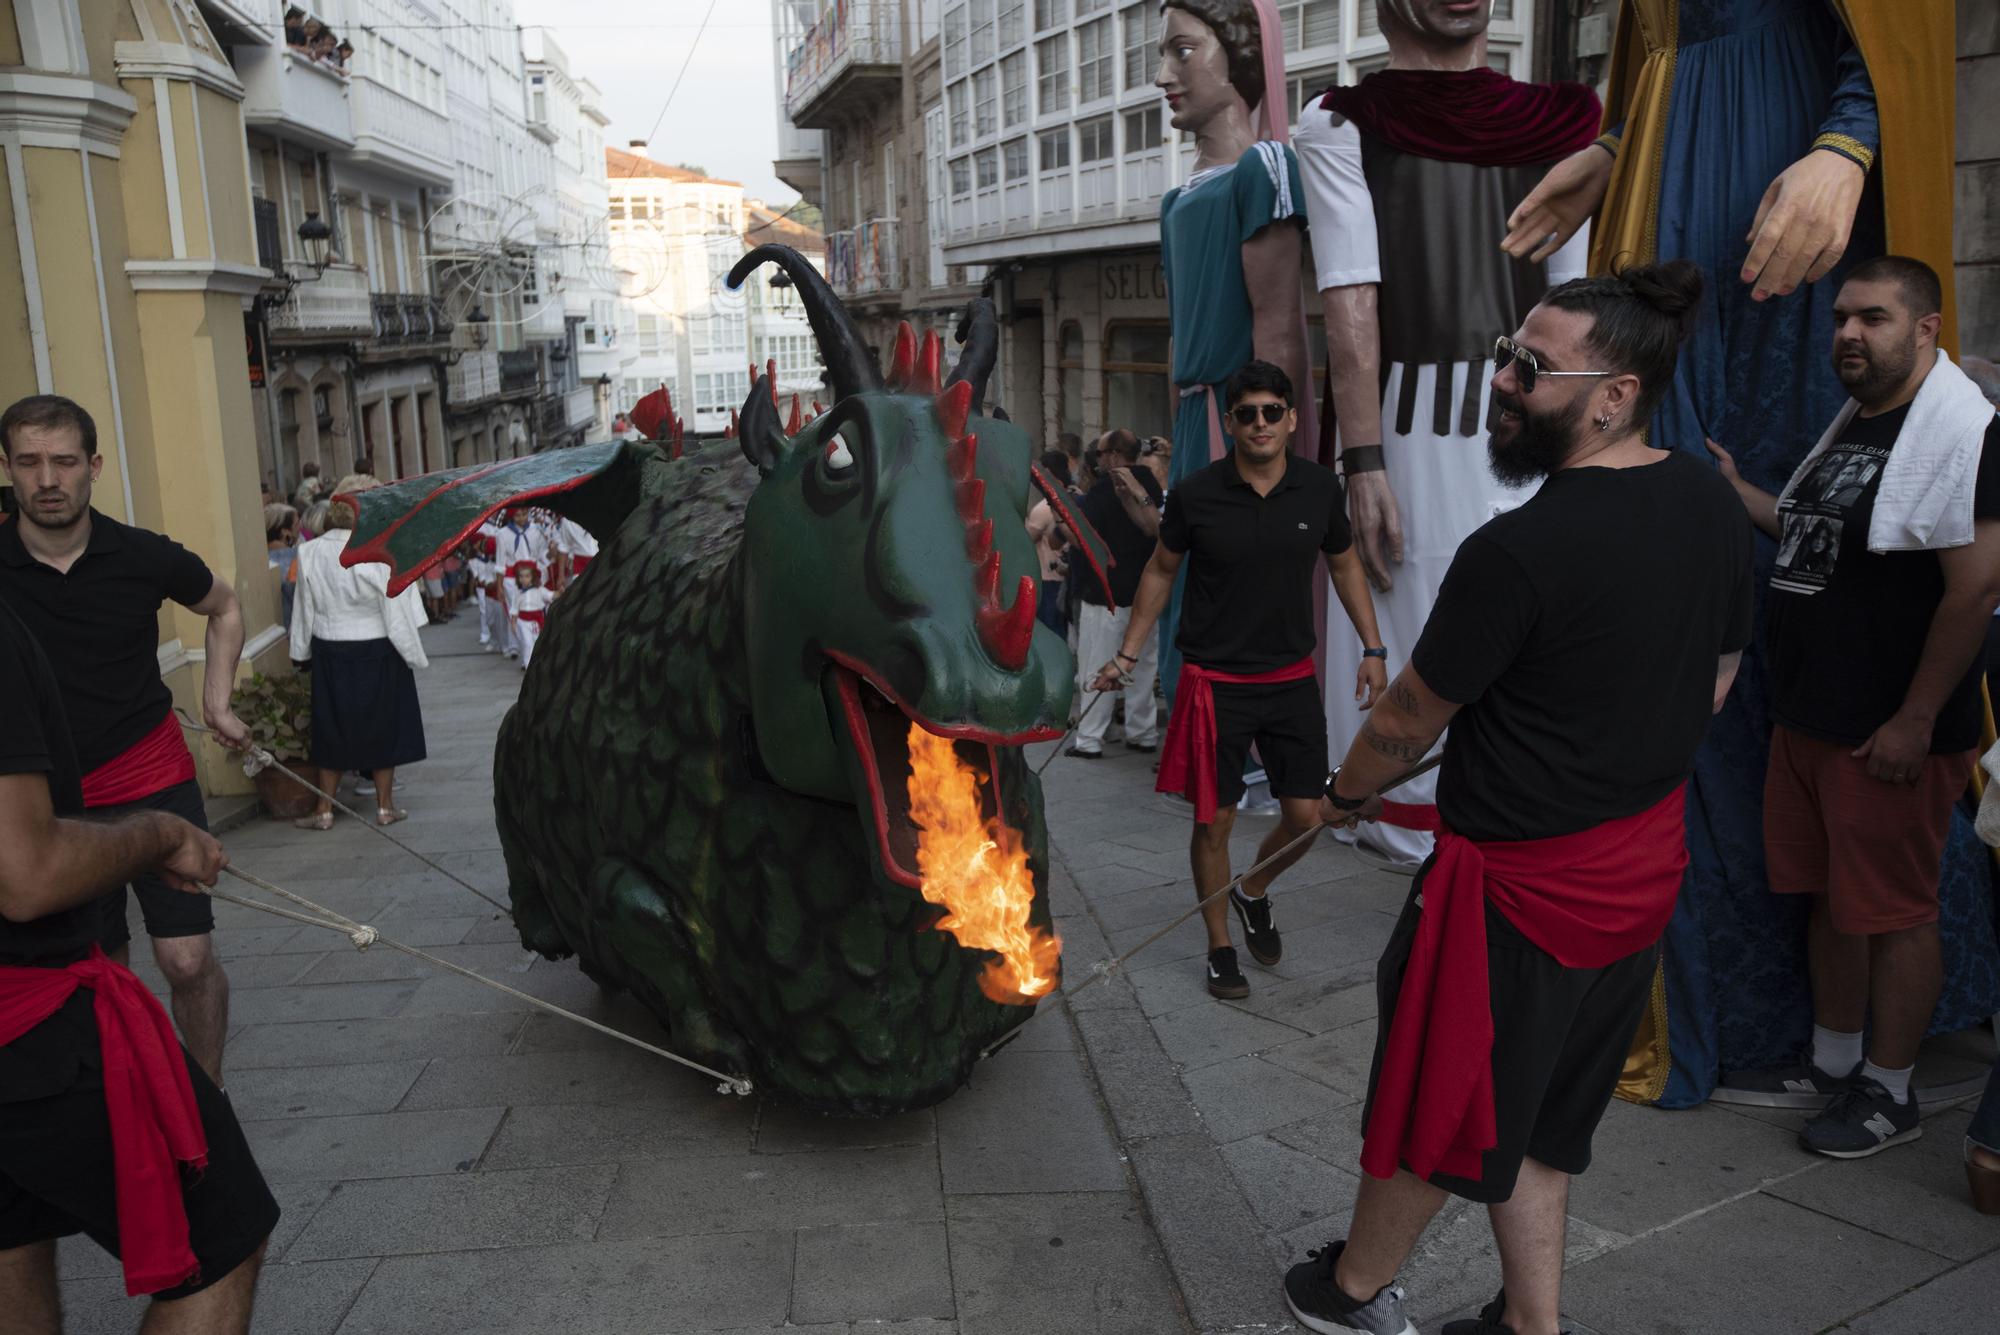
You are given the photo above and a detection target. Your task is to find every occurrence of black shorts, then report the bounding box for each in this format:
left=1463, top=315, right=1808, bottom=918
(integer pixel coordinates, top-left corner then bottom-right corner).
left=1361, top=863, right=1659, bottom=1203
left=1209, top=678, right=1329, bottom=814
left=0, top=992, right=278, bottom=1297
left=95, top=779, right=214, bottom=947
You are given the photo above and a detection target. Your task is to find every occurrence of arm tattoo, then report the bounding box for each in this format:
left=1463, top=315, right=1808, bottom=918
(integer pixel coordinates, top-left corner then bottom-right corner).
left=1361, top=722, right=1427, bottom=763
left=1387, top=680, right=1419, bottom=716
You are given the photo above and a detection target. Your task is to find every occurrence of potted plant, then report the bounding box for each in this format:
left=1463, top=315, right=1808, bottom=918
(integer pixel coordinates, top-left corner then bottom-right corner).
left=231, top=670, right=318, bottom=819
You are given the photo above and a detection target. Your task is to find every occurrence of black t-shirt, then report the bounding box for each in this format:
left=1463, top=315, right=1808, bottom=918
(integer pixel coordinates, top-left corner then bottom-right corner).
left=1412, top=450, right=1753, bottom=842
left=0, top=599, right=95, bottom=963
left=1078, top=467, right=1163, bottom=607
left=1159, top=453, right=1352, bottom=673
left=1766, top=407, right=2000, bottom=753
left=0, top=511, right=214, bottom=773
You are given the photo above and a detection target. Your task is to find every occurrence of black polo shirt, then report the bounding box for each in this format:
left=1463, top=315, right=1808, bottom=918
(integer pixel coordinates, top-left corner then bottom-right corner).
left=1078, top=467, right=1163, bottom=606
left=1158, top=452, right=1351, bottom=673
left=0, top=511, right=214, bottom=774
left=0, top=599, right=92, bottom=963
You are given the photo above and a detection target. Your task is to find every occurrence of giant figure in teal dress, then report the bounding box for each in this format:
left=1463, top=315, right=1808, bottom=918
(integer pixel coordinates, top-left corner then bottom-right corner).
left=1508, top=0, right=1995, bottom=1107
left=1153, top=0, right=1314, bottom=706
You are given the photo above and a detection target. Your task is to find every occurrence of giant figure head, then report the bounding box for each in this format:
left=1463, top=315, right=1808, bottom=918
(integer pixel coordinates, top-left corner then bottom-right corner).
left=1157, top=0, right=1265, bottom=134
left=1377, top=0, right=1493, bottom=49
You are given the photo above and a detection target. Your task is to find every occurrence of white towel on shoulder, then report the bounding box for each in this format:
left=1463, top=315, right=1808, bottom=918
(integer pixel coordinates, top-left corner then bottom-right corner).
left=1777, top=350, right=1997, bottom=553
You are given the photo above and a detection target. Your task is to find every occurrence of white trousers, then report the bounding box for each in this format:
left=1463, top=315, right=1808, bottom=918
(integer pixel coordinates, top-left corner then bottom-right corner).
left=514, top=616, right=541, bottom=668
left=1075, top=602, right=1158, bottom=750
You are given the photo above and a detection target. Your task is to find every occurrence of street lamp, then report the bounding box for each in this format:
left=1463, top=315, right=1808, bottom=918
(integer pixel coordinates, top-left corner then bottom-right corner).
left=297, top=212, right=333, bottom=274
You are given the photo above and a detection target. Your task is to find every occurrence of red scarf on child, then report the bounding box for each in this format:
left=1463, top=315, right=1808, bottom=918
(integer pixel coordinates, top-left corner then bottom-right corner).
left=1359, top=786, right=1687, bottom=1183
left=0, top=948, right=208, bottom=1295
left=1156, top=658, right=1317, bottom=823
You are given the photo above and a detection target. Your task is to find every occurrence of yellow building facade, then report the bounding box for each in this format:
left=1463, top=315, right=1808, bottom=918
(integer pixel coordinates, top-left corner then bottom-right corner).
left=0, top=0, right=281, bottom=796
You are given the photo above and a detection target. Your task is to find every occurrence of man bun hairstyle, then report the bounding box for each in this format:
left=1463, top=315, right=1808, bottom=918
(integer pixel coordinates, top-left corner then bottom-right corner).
left=1844, top=254, right=1943, bottom=320
left=1541, top=258, right=1705, bottom=430
left=1224, top=358, right=1293, bottom=409
left=1161, top=0, right=1265, bottom=113
left=0, top=394, right=98, bottom=458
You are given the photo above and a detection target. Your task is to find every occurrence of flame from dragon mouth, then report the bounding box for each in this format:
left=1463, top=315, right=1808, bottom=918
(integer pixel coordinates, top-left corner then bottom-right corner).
left=905, top=722, right=1061, bottom=1003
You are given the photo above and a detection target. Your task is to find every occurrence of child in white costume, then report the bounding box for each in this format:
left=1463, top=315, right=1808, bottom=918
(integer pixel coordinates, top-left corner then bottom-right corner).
left=511, top=561, right=554, bottom=669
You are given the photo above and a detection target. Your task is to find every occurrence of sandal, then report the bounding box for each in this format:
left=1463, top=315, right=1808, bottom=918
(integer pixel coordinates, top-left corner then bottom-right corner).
left=292, top=811, right=334, bottom=831
left=376, top=807, right=409, bottom=826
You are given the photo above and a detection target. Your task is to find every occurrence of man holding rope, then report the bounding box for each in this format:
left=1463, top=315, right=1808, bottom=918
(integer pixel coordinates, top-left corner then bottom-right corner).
left=0, top=599, right=276, bottom=1332
left=1094, top=360, right=1385, bottom=1000
left=0, top=395, right=245, bottom=1086
left=1282, top=262, right=1751, bottom=1335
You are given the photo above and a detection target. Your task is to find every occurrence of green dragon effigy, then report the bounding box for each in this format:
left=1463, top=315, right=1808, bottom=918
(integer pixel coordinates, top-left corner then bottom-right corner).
left=341, top=246, right=1115, bottom=1115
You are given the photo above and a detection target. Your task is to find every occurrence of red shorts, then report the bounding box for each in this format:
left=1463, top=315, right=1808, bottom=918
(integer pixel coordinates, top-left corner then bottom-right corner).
left=1763, top=724, right=1974, bottom=933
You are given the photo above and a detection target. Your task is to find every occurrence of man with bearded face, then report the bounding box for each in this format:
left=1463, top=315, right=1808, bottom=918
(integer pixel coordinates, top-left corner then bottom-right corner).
left=1291, top=261, right=1752, bottom=1335
left=1153, top=0, right=1314, bottom=705
left=1706, top=257, right=2000, bottom=1161
left=1294, top=0, right=1603, bottom=866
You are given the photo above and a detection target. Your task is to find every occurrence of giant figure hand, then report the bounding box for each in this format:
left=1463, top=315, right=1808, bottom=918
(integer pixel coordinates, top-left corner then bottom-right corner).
left=1741, top=149, right=1867, bottom=301
left=1320, top=283, right=1400, bottom=592
left=1501, top=143, right=1614, bottom=262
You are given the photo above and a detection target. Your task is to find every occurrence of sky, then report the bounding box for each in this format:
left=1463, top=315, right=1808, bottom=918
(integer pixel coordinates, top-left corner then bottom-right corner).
left=510, top=0, right=796, bottom=206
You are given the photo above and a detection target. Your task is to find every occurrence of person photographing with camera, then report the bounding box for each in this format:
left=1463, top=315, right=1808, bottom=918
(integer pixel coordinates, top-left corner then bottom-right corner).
left=1094, top=361, right=1384, bottom=999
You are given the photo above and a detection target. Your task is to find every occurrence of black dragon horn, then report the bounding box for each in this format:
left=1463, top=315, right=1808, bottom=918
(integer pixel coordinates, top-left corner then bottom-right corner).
left=728, top=244, right=881, bottom=401
left=945, top=297, right=998, bottom=414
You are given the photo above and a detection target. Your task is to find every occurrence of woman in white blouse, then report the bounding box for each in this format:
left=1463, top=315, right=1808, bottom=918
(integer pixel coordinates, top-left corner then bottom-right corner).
left=287, top=492, right=429, bottom=829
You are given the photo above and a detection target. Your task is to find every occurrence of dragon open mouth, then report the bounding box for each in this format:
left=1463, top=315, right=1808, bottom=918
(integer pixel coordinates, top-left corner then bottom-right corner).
left=825, top=651, right=1063, bottom=1003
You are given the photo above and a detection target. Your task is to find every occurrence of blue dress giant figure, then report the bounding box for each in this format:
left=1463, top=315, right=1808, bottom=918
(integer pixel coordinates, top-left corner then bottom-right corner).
left=1506, top=0, right=1994, bottom=1106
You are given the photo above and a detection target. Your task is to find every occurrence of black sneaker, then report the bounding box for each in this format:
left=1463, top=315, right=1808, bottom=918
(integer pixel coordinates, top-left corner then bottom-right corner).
left=1282, top=1239, right=1417, bottom=1335
left=1800, top=1078, right=1921, bottom=1159
left=1231, top=887, right=1282, bottom=966
left=1722, top=1056, right=1861, bottom=1109
left=1440, top=1288, right=1573, bottom=1335
left=1064, top=744, right=1102, bottom=759
left=1205, top=946, right=1250, bottom=1000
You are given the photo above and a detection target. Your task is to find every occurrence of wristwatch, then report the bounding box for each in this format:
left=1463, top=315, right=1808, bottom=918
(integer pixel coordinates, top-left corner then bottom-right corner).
left=1361, top=646, right=1388, bottom=660
left=1322, top=765, right=1366, bottom=811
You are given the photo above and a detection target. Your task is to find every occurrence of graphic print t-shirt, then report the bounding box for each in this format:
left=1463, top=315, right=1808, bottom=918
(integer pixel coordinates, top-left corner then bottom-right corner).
left=1766, top=405, right=2000, bottom=752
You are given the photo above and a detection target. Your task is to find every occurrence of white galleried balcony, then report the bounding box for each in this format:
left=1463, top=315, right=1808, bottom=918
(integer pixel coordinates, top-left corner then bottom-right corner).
left=448, top=349, right=501, bottom=406
left=347, top=75, right=453, bottom=187
left=237, top=43, right=354, bottom=153
left=785, top=0, right=901, bottom=129
left=265, top=265, right=372, bottom=340
left=562, top=387, right=595, bottom=430
left=826, top=218, right=899, bottom=299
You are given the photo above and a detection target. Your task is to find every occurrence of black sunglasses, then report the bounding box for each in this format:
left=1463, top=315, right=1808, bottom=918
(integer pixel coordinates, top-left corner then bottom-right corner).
left=1230, top=403, right=1288, bottom=425
left=1493, top=335, right=1612, bottom=395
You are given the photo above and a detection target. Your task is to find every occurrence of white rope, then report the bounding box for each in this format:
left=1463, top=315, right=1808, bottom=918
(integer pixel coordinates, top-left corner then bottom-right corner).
left=178, top=710, right=512, bottom=915
left=214, top=865, right=754, bottom=1097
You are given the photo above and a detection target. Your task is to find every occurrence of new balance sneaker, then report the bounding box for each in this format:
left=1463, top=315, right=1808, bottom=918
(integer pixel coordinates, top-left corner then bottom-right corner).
left=1205, top=946, right=1250, bottom=1000
left=1231, top=887, right=1282, bottom=966
left=1721, top=1057, right=1861, bottom=1109
left=1800, top=1078, right=1922, bottom=1159
left=1283, top=1240, right=1418, bottom=1335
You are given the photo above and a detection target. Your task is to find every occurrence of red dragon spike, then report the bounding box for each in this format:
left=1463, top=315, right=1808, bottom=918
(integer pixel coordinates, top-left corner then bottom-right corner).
left=725, top=407, right=740, bottom=440
left=972, top=549, right=1001, bottom=605
left=811, top=398, right=824, bottom=415
left=945, top=433, right=978, bottom=484
left=936, top=380, right=972, bottom=443
left=888, top=323, right=917, bottom=388
left=964, top=517, right=993, bottom=564
left=911, top=329, right=943, bottom=396
left=955, top=477, right=985, bottom=526
left=976, top=576, right=1038, bottom=672
left=785, top=393, right=803, bottom=435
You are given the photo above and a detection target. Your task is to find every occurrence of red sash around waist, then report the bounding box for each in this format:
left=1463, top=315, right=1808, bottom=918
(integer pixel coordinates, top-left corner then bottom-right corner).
left=82, top=712, right=196, bottom=810
left=517, top=609, right=546, bottom=625
left=0, top=948, right=209, bottom=1295
left=569, top=555, right=592, bottom=574
left=1359, top=785, right=1687, bottom=1183
left=1155, top=658, right=1317, bottom=824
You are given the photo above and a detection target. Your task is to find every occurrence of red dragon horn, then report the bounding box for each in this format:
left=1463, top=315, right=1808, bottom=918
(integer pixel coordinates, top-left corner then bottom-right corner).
left=785, top=393, right=803, bottom=435
left=887, top=323, right=917, bottom=388
left=976, top=576, right=1037, bottom=672
left=936, top=380, right=972, bottom=443
left=911, top=329, right=943, bottom=396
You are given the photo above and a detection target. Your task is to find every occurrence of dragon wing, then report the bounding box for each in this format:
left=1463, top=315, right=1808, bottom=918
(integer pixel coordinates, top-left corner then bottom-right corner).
left=1030, top=464, right=1119, bottom=611
left=339, top=440, right=661, bottom=594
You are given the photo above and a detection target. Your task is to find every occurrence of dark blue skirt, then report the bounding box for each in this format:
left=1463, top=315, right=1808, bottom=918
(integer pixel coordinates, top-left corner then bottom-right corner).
left=308, top=636, right=426, bottom=771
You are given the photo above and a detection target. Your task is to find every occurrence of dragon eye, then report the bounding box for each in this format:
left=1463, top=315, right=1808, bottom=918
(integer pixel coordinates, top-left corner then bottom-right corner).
left=823, top=432, right=857, bottom=476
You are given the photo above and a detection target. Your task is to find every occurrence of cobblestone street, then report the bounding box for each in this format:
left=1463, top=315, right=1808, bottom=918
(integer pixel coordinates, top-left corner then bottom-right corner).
left=65, top=614, right=2000, bottom=1333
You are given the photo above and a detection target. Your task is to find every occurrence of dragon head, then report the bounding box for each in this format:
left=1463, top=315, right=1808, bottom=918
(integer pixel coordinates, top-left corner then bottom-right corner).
left=728, top=245, right=1073, bottom=888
